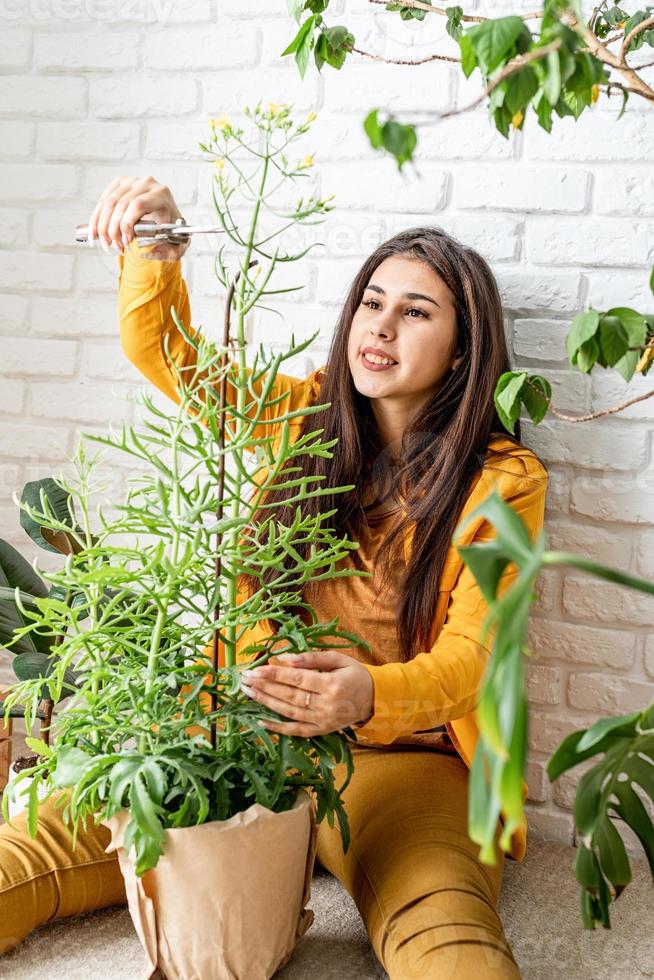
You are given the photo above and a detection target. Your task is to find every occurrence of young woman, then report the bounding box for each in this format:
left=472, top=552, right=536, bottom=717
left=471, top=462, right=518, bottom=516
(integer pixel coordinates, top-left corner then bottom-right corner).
left=0, top=176, right=547, bottom=978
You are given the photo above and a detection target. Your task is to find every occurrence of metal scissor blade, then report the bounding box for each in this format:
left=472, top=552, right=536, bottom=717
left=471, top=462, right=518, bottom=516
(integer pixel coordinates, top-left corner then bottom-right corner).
left=163, top=225, right=225, bottom=235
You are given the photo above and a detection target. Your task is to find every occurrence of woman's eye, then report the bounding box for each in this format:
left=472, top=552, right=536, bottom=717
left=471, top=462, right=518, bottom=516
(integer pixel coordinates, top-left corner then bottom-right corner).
left=361, top=299, right=426, bottom=318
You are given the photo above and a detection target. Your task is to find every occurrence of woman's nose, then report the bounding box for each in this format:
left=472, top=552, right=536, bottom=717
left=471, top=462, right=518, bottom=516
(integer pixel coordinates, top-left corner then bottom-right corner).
left=369, top=314, right=395, bottom=338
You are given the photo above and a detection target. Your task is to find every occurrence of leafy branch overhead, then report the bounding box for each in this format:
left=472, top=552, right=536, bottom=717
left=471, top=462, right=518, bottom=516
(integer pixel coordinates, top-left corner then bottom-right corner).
left=284, top=1, right=654, bottom=167
left=283, top=2, right=654, bottom=426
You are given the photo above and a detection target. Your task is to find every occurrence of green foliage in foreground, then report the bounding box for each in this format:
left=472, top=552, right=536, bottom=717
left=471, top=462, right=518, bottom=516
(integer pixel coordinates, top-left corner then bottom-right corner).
left=458, top=490, right=654, bottom=928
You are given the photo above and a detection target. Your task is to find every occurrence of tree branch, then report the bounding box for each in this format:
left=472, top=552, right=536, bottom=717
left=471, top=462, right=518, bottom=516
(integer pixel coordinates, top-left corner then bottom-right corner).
left=366, top=0, right=542, bottom=22
left=437, top=39, right=562, bottom=119
left=350, top=45, right=460, bottom=65
left=620, top=15, right=654, bottom=65
left=549, top=387, right=654, bottom=423
left=560, top=7, right=654, bottom=102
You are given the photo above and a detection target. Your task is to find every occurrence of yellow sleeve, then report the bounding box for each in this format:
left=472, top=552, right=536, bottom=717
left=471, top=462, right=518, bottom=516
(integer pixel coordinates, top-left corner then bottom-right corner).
left=352, top=466, right=548, bottom=744
left=117, top=241, right=321, bottom=446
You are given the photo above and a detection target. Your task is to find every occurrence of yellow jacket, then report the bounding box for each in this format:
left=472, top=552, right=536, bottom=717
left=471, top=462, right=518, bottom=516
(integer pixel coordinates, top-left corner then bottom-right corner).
left=117, top=243, right=548, bottom=863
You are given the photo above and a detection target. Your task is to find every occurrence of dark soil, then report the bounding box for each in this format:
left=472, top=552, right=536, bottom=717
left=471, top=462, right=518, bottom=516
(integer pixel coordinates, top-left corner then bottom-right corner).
left=11, top=753, right=42, bottom=774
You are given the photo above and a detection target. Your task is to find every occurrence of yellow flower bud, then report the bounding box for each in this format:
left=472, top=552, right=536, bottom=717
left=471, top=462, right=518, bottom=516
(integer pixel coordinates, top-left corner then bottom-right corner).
left=266, top=101, right=288, bottom=117
left=305, top=111, right=317, bottom=123
left=299, top=153, right=315, bottom=169
left=209, top=112, right=231, bottom=136
left=214, top=158, right=225, bottom=171
left=591, top=84, right=600, bottom=104
left=511, top=110, right=524, bottom=129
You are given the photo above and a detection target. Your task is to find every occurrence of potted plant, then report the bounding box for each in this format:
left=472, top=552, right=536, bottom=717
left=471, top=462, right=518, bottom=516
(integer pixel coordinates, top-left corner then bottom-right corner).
left=0, top=479, right=90, bottom=815
left=1, top=102, right=373, bottom=979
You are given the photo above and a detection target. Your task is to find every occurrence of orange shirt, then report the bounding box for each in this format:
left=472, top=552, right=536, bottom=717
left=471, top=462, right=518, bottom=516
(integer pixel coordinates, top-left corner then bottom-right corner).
left=117, top=241, right=548, bottom=862
left=300, top=497, right=459, bottom=756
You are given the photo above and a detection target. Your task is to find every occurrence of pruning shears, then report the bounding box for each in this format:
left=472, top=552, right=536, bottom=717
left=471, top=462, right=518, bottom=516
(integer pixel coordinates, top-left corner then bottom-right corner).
left=75, top=217, right=226, bottom=247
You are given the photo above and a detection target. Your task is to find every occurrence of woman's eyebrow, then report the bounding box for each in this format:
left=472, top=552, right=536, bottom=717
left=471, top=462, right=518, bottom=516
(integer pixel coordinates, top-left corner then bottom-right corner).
left=365, top=283, right=440, bottom=308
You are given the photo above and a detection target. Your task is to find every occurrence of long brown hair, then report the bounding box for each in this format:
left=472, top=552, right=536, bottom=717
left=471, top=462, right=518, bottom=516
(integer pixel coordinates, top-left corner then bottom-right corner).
left=241, top=226, right=526, bottom=662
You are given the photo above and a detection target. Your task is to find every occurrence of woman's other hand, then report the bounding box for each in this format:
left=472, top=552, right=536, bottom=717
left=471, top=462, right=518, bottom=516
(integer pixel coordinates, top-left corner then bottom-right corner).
left=240, top=649, right=375, bottom=738
left=87, top=174, right=190, bottom=262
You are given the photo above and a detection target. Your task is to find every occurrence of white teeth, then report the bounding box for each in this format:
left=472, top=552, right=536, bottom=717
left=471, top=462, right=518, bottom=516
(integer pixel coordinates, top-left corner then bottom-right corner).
left=363, top=352, right=395, bottom=366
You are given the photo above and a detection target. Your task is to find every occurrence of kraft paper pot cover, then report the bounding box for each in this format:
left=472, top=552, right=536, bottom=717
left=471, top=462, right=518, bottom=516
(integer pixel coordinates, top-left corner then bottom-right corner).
left=103, top=787, right=318, bottom=980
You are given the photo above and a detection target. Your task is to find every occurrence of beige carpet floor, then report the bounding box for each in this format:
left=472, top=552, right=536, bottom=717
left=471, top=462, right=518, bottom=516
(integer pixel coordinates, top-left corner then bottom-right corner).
left=0, top=838, right=652, bottom=979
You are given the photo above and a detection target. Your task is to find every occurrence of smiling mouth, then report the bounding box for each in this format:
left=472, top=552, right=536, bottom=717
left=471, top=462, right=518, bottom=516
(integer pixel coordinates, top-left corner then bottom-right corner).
left=361, top=351, right=398, bottom=366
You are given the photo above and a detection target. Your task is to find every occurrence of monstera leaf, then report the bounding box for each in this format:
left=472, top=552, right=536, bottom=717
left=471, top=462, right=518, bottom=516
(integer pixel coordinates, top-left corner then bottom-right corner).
left=548, top=705, right=654, bottom=928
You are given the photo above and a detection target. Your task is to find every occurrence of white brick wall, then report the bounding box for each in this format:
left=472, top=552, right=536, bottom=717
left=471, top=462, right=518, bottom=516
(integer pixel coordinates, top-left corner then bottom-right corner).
left=1, top=0, right=653, bottom=853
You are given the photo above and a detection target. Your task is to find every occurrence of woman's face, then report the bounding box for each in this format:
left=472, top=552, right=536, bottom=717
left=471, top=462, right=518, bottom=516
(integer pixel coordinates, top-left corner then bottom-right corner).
left=347, top=254, right=461, bottom=413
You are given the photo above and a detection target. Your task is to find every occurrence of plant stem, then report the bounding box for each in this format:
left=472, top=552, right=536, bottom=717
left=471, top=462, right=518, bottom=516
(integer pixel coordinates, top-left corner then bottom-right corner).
left=224, top=145, right=271, bottom=670
left=139, top=424, right=183, bottom=754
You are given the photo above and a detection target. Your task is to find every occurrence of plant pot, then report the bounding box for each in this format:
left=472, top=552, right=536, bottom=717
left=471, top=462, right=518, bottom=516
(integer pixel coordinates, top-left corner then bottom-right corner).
left=5, top=755, right=49, bottom=820
left=103, top=786, right=318, bottom=980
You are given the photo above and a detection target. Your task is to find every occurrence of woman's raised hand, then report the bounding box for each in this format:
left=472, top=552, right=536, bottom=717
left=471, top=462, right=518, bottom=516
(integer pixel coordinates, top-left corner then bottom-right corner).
left=86, top=174, right=191, bottom=262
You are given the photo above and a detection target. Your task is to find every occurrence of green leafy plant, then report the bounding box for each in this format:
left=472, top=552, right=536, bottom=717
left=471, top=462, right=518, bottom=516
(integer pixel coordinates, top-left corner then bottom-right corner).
left=1, top=102, right=373, bottom=876
left=456, top=490, right=654, bottom=927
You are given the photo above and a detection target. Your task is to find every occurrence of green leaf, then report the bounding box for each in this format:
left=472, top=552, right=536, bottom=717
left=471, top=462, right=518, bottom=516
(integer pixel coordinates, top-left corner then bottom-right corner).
left=544, top=48, right=561, bottom=105
left=573, top=840, right=602, bottom=894
left=466, top=16, right=527, bottom=75
left=650, top=264, right=654, bottom=297
left=565, top=310, right=600, bottom=363
left=363, top=109, right=383, bottom=149
left=459, top=33, right=478, bottom=77
left=20, top=477, right=82, bottom=556
left=381, top=119, right=416, bottom=169
left=287, top=0, right=303, bottom=23
left=362, top=109, right=416, bottom=170
left=605, top=307, right=647, bottom=348
left=24, top=735, right=53, bottom=759
left=0, top=540, right=47, bottom=657
left=613, top=348, right=641, bottom=382
left=599, top=316, right=629, bottom=367
left=575, top=764, right=608, bottom=837
left=623, top=11, right=650, bottom=53
left=503, top=66, right=539, bottom=115
left=535, top=92, right=553, bottom=132
left=576, top=712, right=641, bottom=753
left=386, top=0, right=432, bottom=22
left=316, top=25, right=355, bottom=71
left=520, top=375, right=552, bottom=426
left=13, top=651, right=79, bottom=702
left=52, top=745, right=94, bottom=788
left=445, top=5, right=464, bottom=42
left=612, top=780, right=654, bottom=878
left=594, top=813, right=632, bottom=893
left=0, top=539, right=47, bottom=598
left=576, top=336, right=600, bottom=373
left=281, top=14, right=317, bottom=78
left=494, top=371, right=526, bottom=434
left=457, top=542, right=513, bottom=605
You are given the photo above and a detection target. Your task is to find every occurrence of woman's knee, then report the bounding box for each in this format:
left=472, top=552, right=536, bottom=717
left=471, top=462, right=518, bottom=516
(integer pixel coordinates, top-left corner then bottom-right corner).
left=378, top=887, right=522, bottom=980
left=0, top=791, right=125, bottom=955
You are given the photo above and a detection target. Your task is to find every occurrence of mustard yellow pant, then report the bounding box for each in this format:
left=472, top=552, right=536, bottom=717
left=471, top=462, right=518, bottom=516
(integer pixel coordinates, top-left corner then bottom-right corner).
left=0, top=745, right=521, bottom=979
